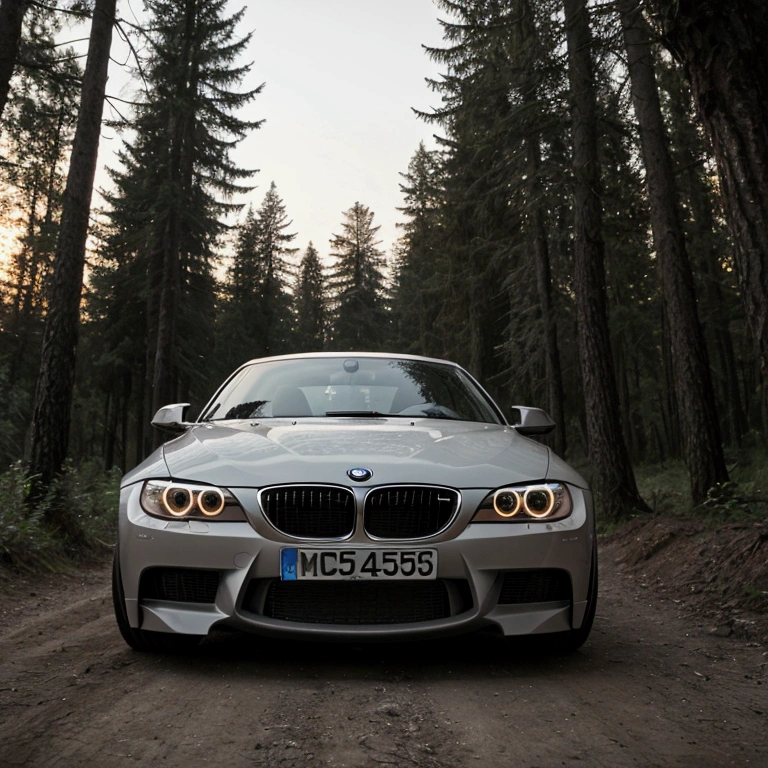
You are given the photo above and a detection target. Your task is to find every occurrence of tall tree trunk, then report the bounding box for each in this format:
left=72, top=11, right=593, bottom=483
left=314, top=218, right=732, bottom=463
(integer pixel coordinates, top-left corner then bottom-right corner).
left=528, top=137, right=567, bottom=457
left=119, top=376, right=129, bottom=472
left=151, top=111, right=188, bottom=422
left=28, top=0, right=116, bottom=493
left=659, top=310, right=679, bottom=458
left=134, top=363, right=148, bottom=467
left=151, top=0, right=197, bottom=429
left=564, top=0, right=648, bottom=519
left=658, top=61, right=750, bottom=444
left=648, top=0, right=768, bottom=387
left=657, top=64, right=757, bottom=444
left=0, top=0, right=29, bottom=119
left=620, top=0, right=728, bottom=503
left=151, top=212, right=181, bottom=418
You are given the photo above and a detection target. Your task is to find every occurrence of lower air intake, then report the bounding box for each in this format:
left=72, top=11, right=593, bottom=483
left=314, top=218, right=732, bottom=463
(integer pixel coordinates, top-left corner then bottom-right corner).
left=261, top=580, right=452, bottom=624
left=139, top=567, right=220, bottom=604
left=498, top=570, right=571, bottom=604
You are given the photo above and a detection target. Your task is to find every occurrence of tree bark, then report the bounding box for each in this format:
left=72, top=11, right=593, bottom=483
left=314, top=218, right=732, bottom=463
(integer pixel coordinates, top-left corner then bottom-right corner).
left=151, top=207, right=181, bottom=419
left=648, top=0, right=768, bottom=387
left=0, top=0, right=29, bottom=120
left=564, top=0, right=648, bottom=519
left=659, top=60, right=749, bottom=444
left=528, top=137, right=567, bottom=457
left=28, top=0, right=116, bottom=492
left=620, top=0, right=728, bottom=503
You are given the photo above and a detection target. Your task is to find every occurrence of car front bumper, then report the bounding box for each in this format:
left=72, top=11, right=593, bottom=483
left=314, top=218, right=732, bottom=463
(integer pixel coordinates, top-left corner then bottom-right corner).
left=117, top=482, right=595, bottom=640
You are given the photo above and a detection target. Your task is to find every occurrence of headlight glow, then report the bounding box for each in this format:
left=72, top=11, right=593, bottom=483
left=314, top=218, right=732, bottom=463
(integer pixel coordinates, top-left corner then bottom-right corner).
left=493, top=489, right=522, bottom=517
left=523, top=486, right=555, bottom=518
left=473, top=483, right=572, bottom=522
left=140, top=481, right=247, bottom=521
left=162, top=486, right=194, bottom=517
left=198, top=488, right=226, bottom=517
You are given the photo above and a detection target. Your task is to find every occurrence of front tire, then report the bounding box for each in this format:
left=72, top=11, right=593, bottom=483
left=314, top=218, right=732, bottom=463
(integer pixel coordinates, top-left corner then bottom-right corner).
left=112, top=551, right=202, bottom=653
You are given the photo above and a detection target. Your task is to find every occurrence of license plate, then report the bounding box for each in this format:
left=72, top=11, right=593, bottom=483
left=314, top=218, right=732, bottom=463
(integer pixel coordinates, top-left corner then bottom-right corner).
left=280, top=548, right=437, bottom=581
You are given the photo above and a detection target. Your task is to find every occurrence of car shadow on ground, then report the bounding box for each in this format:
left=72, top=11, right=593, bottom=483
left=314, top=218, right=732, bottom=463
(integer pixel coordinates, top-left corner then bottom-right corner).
left=139, top=627, right=601, bottom=683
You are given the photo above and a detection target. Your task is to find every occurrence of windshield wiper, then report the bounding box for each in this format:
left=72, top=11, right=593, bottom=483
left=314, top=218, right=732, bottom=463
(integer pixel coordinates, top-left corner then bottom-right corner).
left=325, top=410, right=409, bottom=417
left=325, top=408, right=463, bottom=419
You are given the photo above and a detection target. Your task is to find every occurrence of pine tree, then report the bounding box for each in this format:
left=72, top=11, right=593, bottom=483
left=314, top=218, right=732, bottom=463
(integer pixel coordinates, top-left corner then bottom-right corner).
left=250, top=181, right=298, bottom=357
left=145, top=0, right=261, bottom=418
left=0, top=0, right=30, bottom=120
left=657, top=59, right=749, bottom=446
left=29, top=0, right=116, bottom=493
left=392, top=142, right=446, bottom=358
left=564, top=0, right=648, bottom=518
left=619, top=0, right=728, bottom=503
left=219, top=182, right=297, bottom=365
left=295, top=242, right=326, bottom=352
left=0, top=19, right=80, bottom=384
left=91, top=0, right=262, bottom=456
left=417, top=0, right=571, bottom=416
left=327, top=202, right=389, bottom=351
left=0, top=4, right=82, bottom=469
left=419, top=0, right=520, bottom=382
left=646, top=1, right=768, bottom=394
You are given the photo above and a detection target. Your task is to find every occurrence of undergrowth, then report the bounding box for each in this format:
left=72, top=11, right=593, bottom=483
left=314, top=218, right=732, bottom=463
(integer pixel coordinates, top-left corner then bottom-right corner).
left=0, top=461, right=120, bottom=571
left=634, top=449, right=768, bottom=523
left=634, top=461, right=691, bottom=517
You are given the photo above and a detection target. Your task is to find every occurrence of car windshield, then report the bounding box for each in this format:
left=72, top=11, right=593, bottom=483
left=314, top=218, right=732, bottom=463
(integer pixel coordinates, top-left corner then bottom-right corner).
left=201, top=357, right=502, bottom=424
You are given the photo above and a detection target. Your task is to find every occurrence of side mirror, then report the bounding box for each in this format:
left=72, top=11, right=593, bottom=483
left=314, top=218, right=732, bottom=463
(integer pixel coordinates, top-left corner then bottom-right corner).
left=510, top=405, right=556, bottom=436
left=151, top=403, right=193, bottom=434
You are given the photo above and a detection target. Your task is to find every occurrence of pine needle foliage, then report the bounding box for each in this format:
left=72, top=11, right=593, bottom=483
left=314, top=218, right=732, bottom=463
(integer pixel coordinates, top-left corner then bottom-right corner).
left=295, top=242, right=326, bottom=352
left=217, top=182, right=298, bottom=369
left=326, top=202, right=390, bottom=351
left=0, top=8, right=82, bottom=468
left=391, top=142, right=446, bottom=358
left=89, top=0, right=261, bottom=458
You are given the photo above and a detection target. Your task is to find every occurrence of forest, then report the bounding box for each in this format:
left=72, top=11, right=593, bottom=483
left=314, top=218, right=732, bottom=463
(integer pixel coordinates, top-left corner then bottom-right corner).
left=0, top=0, right=767, bottom=558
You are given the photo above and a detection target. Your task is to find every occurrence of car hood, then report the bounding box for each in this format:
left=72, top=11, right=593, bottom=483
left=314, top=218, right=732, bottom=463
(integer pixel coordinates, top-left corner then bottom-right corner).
left=138, top=418, right=557, bottom=489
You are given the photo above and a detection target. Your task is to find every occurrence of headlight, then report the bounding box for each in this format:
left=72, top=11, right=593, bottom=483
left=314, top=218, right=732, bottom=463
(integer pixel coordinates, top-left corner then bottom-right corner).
left=472, top=483, right=572, bottom=522
left=140, top=480, right=247, bottom=521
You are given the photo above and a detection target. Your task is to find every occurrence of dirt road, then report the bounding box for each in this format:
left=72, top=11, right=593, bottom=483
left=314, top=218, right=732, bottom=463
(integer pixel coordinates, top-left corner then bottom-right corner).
left=1, top=547, right=766, bottom=768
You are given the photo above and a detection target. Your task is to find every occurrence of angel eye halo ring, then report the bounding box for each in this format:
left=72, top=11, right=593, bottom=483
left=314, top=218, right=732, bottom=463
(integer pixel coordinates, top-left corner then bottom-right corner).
left=523, top=486, right=556, bottom=518
left=493, top=485, right=556, bottom=518
left=140, top=480, right=246, bottom=521
left=493, top=489, right=522, bottom=517
left=475, top=483, right=572, bottom=522
left=197, top=488, right=225, bottom=516
left=162, top=485, right=194, bottom=517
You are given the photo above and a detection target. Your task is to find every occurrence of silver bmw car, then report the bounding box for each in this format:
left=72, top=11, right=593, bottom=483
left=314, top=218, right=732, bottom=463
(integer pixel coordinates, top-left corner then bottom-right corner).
left=113, top=352, right=596, bottom=652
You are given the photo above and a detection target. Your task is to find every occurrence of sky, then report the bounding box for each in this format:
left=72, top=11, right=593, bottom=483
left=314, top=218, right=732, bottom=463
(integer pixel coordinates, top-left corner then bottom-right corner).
left=236, top=0, right=448, bottom=259
left=98, top=0, right=450, bottom=264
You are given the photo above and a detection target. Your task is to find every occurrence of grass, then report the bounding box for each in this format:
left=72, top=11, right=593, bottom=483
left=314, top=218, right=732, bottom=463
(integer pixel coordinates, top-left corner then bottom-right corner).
left=634, top=461, right=692, bottom=516
left=633, top=448, right=768, bottom=524
left=577, top=446, right=768, bottom=532
left=0, top=460, right=120, bottom=571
